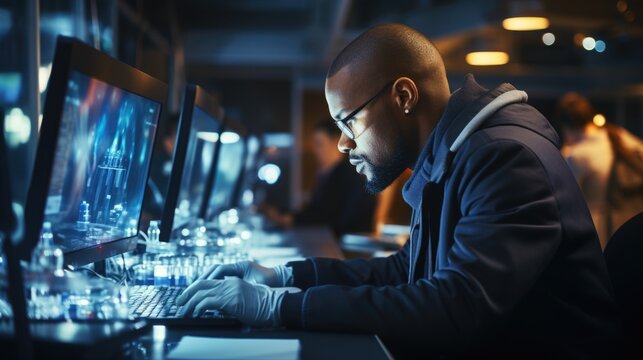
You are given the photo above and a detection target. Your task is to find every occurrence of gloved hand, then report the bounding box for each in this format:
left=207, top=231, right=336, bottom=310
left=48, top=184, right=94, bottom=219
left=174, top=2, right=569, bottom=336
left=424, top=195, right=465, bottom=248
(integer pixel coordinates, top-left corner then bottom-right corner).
left=198, top=260, right=293, bottom=288
left=175, top=277, right=284, bottom=328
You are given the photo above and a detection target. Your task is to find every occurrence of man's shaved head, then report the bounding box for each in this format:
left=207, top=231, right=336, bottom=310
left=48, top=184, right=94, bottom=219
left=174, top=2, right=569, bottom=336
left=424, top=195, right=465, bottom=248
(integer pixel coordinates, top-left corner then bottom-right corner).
left=327, top=23, right=446, bottom=88
left=325, top=23, right=450, bottom=193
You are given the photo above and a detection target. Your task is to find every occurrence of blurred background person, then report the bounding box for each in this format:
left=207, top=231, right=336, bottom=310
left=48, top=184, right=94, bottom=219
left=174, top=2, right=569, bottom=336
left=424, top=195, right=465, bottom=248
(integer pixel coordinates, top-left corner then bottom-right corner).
left=262, top=120, right=377, bottom=238
left=555, top=92, right=643, bottom=249
left=372, top=168, right=412, bottom=233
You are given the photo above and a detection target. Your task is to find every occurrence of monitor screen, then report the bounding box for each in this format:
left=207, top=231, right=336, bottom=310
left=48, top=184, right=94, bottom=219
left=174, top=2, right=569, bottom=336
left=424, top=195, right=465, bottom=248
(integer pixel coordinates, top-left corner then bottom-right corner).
left=43, top=70, right=161, bottom=254
left=172, top=106, right=220, bottom=228
left=235, top=135, right=261, bottom=208
left=208, top=130, right=245, bottom=218
left=242, top=135, right=261, bottom=179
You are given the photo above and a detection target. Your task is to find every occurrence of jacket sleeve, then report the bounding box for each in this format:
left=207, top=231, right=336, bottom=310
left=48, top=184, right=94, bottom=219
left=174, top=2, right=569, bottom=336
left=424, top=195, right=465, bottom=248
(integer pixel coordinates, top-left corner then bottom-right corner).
left=281, top=140, right=562, bottom=349
left=286, top=240, right=410, bottom=290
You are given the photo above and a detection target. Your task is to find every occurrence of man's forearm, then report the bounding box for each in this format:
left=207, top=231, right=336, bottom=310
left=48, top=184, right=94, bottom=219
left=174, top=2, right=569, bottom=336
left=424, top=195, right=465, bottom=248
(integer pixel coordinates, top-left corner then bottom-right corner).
left=286, top=242, right=410, bottom=290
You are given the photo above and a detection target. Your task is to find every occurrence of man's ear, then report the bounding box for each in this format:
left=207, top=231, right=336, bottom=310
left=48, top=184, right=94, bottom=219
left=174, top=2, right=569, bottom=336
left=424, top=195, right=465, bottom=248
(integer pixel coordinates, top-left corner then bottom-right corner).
left=392, top=77, right=419, bottom=115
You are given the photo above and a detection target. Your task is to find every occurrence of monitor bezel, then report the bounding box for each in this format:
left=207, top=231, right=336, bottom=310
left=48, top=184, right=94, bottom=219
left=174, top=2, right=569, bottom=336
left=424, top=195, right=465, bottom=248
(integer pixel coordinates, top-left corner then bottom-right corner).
left=159, top=85, right=223, bottom=242
left=203, top=119, right=247, bottom=221
left=23, top=36, right=168, bottom=267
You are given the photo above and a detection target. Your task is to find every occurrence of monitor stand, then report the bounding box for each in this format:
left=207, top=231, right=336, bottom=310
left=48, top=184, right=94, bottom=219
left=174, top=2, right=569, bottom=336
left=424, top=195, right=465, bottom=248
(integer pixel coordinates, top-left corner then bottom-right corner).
left=94, top=259, right=106, bottom=276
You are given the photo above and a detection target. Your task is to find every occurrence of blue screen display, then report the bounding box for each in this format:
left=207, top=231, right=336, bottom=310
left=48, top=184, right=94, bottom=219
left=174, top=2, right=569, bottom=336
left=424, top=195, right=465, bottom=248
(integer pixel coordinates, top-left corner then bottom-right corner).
left=44, top=71, right=161, bottom=253
left=208, top=130, right=245, bottom=218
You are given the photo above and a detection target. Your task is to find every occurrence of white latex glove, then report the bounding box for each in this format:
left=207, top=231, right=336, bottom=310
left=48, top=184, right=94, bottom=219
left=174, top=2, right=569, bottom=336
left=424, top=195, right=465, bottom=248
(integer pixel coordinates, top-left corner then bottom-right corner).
left=198, top=260, right=293, bottom=288
left=175, top=277, right=285, bottom=328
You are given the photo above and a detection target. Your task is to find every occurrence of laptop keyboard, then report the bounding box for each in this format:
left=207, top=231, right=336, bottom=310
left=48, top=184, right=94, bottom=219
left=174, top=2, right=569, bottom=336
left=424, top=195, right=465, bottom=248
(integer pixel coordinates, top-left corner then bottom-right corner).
left=128, top=285, right=226, bottom=319
left=129, top=285, right=184, bottom=318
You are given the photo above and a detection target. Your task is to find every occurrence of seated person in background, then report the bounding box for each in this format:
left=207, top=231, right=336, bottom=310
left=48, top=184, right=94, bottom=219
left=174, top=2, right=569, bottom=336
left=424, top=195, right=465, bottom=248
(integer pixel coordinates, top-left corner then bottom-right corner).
left=262, top=120, right=377, bottom=238
left=555, top=92, right=643, bottom=249
left=373, top=168, right=412, bottom=234
left=177, top=24, right=621, bottom=358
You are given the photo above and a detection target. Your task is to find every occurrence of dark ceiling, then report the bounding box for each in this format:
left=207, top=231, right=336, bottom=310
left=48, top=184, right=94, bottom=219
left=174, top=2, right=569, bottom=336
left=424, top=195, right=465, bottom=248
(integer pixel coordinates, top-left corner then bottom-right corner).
left=124, top=0, right=643, bottom=95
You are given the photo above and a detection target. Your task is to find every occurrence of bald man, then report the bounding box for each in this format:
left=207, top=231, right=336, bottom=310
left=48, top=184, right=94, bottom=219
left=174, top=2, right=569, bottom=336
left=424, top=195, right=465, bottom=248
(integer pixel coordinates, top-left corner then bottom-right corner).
left=176, top=24, right=621, bottom=358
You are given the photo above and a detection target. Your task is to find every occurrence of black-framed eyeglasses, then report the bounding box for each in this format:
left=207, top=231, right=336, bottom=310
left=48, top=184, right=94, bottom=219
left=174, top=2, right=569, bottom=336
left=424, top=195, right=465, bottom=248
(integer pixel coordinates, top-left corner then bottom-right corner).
left=334, top=81, right=393, bottom=140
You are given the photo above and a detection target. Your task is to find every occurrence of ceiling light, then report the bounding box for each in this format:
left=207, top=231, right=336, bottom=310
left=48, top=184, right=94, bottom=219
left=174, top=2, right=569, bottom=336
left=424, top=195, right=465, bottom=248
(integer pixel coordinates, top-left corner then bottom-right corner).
left=502, top=17, right=549, bottom=31
left=542, top=32, right=555, bottom=46
left=258, top=163, right=281, bottom=185
left=4, top=107, right=31, bottom=147
left=196, top=131, right=219, bottom=143
left=595, top=40, right=606, bottom=53
left=582, top=37, right=596, bottom=51
left=220, top=131, right=240, bottom=144
left=593, top=114, right=606, bottom=127
left=573, top=33, right=585, bottom=47
left=465, top=52, right=510, bottom=66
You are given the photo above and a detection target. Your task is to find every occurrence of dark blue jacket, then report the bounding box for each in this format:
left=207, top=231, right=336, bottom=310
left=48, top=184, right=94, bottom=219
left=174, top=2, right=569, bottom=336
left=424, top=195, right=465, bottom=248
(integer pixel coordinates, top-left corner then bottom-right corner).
left=282, top=75, right=621, bottom=358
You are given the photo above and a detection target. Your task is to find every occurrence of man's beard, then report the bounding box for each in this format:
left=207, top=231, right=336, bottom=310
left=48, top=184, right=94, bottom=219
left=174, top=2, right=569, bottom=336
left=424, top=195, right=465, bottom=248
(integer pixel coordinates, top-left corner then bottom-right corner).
left=358, top=136, right=413, bottom=194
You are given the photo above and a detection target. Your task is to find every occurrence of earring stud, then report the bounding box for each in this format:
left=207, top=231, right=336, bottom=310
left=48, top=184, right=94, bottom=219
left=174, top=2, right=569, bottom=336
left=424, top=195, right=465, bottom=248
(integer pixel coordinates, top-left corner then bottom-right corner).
left=404, top=109, right=409, bottom=114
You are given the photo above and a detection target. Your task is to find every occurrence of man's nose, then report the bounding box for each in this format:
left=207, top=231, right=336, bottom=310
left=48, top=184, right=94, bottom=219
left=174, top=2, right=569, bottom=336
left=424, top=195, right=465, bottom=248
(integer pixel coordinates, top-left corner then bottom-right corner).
left=337, top=132, right=355, bottom=154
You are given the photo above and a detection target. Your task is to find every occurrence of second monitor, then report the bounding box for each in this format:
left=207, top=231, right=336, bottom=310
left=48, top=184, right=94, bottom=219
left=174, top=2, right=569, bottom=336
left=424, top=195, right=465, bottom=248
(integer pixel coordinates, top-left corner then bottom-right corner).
left=159, top=85, right=224, bottom=242
left=205, top=120, right=246, bottom=222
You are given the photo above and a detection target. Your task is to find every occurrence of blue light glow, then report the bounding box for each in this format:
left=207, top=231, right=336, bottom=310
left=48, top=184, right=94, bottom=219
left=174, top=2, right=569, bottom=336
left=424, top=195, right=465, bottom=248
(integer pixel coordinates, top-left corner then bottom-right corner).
left=595, top=40, right=606, bottom=53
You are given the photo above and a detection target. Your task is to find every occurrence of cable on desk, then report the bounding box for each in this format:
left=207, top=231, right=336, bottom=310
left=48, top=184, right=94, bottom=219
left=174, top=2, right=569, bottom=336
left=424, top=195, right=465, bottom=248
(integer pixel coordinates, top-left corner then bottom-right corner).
left=138, top=230, right=149, bottom=244
left=73, top=266, right=114, bottom=282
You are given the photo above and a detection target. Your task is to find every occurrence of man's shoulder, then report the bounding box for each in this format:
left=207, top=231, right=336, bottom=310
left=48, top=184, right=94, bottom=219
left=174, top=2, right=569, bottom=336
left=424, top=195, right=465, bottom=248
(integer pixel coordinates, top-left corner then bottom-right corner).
left=450, top=122, right=568, bottom=188
left=457, top=124, right=551, bottom=158
left=456, top=102, right=559, bottom=159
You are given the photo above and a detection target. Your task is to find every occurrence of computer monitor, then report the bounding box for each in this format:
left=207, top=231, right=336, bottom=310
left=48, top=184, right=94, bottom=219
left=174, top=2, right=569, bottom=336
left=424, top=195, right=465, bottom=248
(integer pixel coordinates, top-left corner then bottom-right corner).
left=23, top=36, right=167, bottom=267
left=159, top=85, right=223, bottom=242
left=232, top=134, right=262, bottom=209
left=205, top=121, right=246, bottom=220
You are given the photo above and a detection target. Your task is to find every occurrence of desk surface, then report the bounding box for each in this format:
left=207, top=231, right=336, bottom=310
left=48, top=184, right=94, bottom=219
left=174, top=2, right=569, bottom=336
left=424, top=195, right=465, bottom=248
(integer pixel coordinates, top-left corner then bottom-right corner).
left=267, top=226, right=344, bottom=259
left=126, top=326, right=392, bottom=360
left=1, top=226, right=388, bottom=359
left=126, top=226, right=389, bottom=359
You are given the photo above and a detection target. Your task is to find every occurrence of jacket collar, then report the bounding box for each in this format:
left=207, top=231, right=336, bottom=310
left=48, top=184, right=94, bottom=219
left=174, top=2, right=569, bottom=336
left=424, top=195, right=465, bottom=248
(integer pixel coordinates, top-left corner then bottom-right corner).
left=402, top=74, right=526, bottom=208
